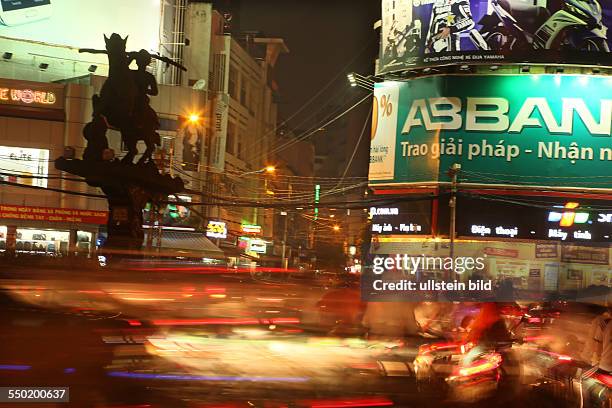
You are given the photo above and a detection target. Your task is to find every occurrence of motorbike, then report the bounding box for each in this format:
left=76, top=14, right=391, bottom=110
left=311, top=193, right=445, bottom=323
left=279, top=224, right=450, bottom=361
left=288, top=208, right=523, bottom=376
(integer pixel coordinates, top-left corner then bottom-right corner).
left=413, top=313, right=570, bottom=403
left=472, top=0, right=610, bottom=52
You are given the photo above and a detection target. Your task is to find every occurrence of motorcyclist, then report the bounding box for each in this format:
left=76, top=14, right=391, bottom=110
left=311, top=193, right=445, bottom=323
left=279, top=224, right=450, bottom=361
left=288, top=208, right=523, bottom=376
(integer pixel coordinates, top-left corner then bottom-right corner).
left=425, top=0, right=486, bottom=53
left=467, top=302, right=512, bottom=346
left=584, top=306, right=612, bottom=365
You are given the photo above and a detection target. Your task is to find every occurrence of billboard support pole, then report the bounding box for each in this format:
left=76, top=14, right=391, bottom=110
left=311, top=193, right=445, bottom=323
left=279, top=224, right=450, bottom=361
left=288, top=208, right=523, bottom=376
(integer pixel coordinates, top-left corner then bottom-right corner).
left=449, top=163, right=461, bottom=278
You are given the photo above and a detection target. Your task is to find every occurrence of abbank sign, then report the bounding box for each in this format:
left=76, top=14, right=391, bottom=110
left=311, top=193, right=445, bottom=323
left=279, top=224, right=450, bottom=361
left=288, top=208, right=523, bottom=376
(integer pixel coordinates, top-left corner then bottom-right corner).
left=369, top=74, right=612, bottom=191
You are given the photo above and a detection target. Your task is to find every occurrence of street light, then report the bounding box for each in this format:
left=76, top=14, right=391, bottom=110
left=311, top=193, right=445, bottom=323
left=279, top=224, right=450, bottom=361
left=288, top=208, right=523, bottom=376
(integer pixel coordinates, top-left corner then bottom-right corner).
left=241, top=166, right=276, bottom=176
left=333, top=225, right=340, bottom=231
left=347, top=72, right=375, bottom=91
left=188, top=113, right=200, bottom=123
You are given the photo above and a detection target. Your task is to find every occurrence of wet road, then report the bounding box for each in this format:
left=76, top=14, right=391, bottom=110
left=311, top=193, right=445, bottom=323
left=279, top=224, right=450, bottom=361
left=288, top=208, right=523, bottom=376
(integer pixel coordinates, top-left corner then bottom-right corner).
left=0, top=261, right=577, bottom=407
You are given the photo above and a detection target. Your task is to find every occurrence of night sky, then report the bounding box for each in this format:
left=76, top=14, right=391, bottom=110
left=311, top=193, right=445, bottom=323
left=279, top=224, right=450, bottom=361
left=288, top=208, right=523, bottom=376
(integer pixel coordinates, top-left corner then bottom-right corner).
left=234, top=0, right=380, bottom=129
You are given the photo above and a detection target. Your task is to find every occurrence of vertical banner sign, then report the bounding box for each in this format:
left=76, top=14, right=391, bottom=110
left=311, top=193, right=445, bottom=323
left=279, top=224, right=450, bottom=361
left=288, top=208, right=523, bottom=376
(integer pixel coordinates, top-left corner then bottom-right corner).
left=178, top=117, right=204, bottom=172
left=369, top=82, right=399, bottom=181
left=210, top=93, right=228, bottom=173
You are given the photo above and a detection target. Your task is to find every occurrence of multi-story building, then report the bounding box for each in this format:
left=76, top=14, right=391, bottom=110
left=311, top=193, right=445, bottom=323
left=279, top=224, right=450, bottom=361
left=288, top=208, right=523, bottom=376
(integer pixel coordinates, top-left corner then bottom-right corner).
left=0, top=0, right=288, bottom=264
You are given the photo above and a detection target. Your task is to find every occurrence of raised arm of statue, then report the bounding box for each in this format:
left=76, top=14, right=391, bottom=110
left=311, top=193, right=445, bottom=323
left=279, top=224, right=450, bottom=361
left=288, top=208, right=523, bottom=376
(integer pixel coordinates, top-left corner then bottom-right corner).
left=79, top=48, right=108, bottom=55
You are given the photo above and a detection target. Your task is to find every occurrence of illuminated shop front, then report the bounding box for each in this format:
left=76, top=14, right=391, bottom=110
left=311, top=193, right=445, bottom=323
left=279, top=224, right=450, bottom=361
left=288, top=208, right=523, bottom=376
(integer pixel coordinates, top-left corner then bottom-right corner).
left=0, top=205, right=106, bottom=256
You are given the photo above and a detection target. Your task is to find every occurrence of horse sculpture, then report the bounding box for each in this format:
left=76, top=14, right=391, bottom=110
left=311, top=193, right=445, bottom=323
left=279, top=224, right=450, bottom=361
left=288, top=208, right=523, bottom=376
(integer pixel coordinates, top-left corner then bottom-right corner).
left=80, top=34, right=168, bottom=165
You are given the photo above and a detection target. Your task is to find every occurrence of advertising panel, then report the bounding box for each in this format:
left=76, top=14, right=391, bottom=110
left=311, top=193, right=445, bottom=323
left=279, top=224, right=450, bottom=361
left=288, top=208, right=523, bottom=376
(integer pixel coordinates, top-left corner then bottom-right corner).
left=369, top=75, right=612, bottom=191
left=379, top=0, right=612, bottom=74
left=0, top=0, right=161, bottom=51
left=457, top=196, right=612, bottom=242
left=0, top=146, right=49, bottom=187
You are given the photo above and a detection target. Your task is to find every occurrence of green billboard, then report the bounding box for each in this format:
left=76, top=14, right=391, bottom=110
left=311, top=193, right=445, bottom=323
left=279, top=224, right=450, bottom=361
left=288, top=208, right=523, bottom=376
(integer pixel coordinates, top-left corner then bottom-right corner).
left=369, top=75, right=612, bottom=191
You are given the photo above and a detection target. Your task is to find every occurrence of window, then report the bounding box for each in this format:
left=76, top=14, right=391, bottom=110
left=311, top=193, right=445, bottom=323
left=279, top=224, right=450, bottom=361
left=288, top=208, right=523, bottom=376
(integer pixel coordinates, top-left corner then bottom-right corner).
left=226, top=123, right=235, bottom=155
left=240, top=80, right=247, bottom=107
left=237, top=133, right=243, bottom=161
left=228, top=67, right=237, bottom=99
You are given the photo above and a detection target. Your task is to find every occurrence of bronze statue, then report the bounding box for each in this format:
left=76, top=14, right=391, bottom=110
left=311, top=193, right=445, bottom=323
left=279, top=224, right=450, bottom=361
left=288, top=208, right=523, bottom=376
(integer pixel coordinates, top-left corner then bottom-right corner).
left=79, top=34, right=185, bottom=165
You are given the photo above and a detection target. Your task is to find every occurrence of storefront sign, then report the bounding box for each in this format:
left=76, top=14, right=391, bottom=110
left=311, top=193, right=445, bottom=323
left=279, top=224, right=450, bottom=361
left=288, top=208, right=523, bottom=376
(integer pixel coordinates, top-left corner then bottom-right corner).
left=0, top=80, right=64, bottom=110
left=483, top=247, right=518, bottom=258
left=206, top=221, right=227, bottom=239
left=369, top=201, right=431, bottom=236
left=241, top=224, right=262, bottom=234
left=369, top=75, right=612, bottom=191
left=0, top=146, right=49, bottom=188
left=561, top=244, right=609, bottom=265
left=458, top=196, right=612, bottom=242
left=0, top=205, right=108, bottom=224
left=248, top=239, right=267, bottom=254
left=378, top=0, right=612, bottom=74
left=535, top=243, right=558, bottom=259
left=470, top=225, right=518, bottom=238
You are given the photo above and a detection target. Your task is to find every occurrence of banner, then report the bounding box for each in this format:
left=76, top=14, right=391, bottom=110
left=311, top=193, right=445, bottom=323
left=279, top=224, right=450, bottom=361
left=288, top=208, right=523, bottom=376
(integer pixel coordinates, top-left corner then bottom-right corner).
left=0, top=205, right=108, bottom=224
left=379, top=0, right=612, bottom=74
left=368, top=74, right=612, bottom=190
left=210, top=93, right=228, bottom=173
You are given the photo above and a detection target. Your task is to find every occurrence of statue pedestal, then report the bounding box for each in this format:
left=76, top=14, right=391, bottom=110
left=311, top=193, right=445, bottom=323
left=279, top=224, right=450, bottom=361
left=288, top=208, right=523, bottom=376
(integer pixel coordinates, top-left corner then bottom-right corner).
left=55, top=158, right=184, bottom=252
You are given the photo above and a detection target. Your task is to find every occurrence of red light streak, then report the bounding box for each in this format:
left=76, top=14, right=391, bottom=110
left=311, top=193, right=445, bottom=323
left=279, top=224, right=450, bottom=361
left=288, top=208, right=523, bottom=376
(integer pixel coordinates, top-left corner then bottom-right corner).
left=304, top=397, right=394, bottom=407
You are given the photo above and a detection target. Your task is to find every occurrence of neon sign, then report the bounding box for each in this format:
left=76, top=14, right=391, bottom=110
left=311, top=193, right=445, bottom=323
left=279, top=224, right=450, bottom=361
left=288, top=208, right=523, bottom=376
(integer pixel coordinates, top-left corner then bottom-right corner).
left=241, top=224, right=262, bottom=234
left=548, top=202, right=589, bottom=227
left=0, top=88, right=57, bottom=105
left=206, top=221, right=227, bottom=239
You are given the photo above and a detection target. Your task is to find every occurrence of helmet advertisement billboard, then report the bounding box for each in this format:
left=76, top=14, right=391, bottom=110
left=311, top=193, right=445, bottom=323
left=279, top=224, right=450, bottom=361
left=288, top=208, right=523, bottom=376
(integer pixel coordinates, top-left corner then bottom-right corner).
left=379, top=0, right=612, bottom=74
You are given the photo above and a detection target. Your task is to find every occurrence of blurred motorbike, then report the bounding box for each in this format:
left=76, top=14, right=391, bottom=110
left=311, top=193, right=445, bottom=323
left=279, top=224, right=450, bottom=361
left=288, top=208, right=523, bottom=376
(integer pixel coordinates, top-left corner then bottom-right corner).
left=472, top=0, right=610, bottom=52
left=413, top=313, right=570, bottom=403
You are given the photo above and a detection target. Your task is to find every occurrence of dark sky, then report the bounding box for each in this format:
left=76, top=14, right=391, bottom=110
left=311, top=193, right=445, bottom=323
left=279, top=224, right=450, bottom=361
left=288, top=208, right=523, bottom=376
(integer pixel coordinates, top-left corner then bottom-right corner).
left=234, top=0, right=380, bottom=129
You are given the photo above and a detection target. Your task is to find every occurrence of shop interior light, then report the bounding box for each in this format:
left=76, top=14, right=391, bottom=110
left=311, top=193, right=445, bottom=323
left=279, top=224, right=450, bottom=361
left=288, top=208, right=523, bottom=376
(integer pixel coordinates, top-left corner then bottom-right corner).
left=489, top=65, right=499, bottom=71
left=2, top=52, right=12, bottom=60
left=188, top=113, right=200, bottom=123
left=555, top=67, right=564, bottom=74
left=521, top=66, right=531, bottom=73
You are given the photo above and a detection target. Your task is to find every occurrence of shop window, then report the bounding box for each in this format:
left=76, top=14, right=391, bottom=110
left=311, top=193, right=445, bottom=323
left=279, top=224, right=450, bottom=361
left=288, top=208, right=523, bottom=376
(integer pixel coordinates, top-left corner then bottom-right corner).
left=15, top=228, right=69, bottom=256
left=0, top=226, right=6, bottom=252
left=77, top=231, right=92, bottom=255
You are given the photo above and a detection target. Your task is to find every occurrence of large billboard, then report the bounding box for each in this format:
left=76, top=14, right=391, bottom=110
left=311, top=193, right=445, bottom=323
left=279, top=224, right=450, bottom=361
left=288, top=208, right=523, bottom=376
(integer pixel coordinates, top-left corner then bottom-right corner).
left=0, top=0, right=161, bottom=51
left=369, top=74, right=612, bottom=191
left=379, top=0, right=612, bottom=73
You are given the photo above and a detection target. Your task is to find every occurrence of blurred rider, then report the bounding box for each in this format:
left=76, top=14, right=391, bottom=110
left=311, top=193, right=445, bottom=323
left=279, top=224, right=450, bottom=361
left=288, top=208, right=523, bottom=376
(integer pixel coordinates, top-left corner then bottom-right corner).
left=584, top=307, right=611, bottom=365
left=467, top=302, right=511, bottom=346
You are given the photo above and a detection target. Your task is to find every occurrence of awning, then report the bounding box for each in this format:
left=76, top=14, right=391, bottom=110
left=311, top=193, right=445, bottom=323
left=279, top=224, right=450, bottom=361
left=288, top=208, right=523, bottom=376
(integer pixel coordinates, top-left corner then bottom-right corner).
left=159, top=231, right=224, bottom=258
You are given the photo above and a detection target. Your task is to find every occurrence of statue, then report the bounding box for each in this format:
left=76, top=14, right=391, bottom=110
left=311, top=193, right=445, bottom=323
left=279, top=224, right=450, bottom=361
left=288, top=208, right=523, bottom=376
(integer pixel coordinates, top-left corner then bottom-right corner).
left=55, top=33, right=186, bottom=252
left=79, top=34, right=186, bottom=164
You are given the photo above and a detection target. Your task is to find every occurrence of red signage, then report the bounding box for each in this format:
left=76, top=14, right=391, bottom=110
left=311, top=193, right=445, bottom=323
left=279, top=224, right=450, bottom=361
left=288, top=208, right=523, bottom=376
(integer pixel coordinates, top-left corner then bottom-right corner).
left=483, top=247, right=519, bottom=258
left=0, top=205, right=108, bottom=225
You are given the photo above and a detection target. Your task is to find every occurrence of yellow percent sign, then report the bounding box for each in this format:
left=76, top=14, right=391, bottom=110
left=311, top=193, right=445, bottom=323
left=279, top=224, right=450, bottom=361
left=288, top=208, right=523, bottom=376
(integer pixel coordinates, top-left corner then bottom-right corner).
left=371, top=94, right=393, bottom=140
